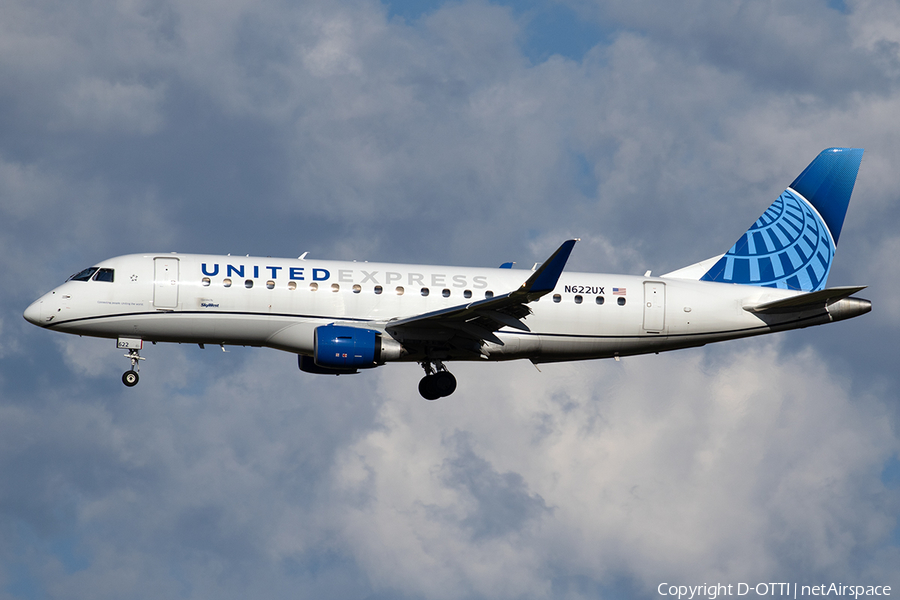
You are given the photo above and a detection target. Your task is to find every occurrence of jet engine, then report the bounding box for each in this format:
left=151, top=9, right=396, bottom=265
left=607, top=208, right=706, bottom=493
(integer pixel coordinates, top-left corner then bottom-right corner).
left=299, top=324, right=405, bottom=375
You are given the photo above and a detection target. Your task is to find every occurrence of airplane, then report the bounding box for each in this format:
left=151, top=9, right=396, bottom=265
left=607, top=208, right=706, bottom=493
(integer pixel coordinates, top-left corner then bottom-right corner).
left=24, top=148, right=871, bottom=400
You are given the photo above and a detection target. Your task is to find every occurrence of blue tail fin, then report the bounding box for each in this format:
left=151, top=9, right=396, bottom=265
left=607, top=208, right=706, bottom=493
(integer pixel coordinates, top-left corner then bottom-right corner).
left=700, top=148, right=863, bottom=291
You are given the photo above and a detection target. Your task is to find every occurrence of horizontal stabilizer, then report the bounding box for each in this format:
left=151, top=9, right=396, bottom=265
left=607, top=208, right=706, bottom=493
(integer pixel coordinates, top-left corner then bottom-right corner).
left=744, top=285, right=867, bottom=314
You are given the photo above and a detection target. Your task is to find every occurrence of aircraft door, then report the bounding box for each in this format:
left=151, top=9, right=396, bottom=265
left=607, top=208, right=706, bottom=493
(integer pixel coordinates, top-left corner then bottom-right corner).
left=154, top=257, right=180, bottom=309
left=642, top=281, right=665, bottom=332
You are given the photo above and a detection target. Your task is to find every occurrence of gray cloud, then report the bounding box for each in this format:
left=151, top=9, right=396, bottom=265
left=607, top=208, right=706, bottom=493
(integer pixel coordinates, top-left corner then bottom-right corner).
left=438, top=431, right=551, bottom=540
left=562, top=0, right=899, bottom=97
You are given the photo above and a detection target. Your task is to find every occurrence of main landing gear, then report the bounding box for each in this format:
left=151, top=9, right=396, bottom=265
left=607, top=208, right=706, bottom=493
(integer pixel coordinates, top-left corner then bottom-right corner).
left=122, top=348, right=145, bottom=387
left=418, top=360, right=457, bottom=400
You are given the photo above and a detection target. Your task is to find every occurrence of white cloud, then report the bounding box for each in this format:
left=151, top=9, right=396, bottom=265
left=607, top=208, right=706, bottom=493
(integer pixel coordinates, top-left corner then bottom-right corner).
left=56, top=336, right=124, bottom=378
left=850, top=0, right=900, bottom=71
left=5, top=323, right=898, bottom=599
left=301, top=13, right=366, bottom=76
left=321, top=341, right=899, bottom=596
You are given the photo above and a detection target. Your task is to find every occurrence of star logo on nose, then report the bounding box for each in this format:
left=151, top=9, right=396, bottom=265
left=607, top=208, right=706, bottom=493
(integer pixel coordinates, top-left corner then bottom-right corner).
left=131, top=275, right=138, bottom=281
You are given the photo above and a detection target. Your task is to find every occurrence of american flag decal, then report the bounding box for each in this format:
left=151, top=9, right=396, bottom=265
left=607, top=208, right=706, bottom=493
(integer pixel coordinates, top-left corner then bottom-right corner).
left=613, top=287, right=626, bottom=295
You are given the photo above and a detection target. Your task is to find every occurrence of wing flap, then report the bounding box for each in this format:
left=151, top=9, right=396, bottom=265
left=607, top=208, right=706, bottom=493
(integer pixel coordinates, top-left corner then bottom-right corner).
left=452, top=322, right=505, bottom=346
left=475, top=309, right=531, bottom=332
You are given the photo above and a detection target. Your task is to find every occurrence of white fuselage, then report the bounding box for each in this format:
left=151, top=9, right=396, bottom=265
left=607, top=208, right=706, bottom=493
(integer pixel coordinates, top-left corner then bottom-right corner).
left=25, top=252, right=857, bottom=364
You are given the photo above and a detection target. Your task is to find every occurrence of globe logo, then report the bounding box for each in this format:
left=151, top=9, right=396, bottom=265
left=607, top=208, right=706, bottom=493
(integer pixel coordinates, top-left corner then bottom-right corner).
left=701, top=189, right=834, bottom=291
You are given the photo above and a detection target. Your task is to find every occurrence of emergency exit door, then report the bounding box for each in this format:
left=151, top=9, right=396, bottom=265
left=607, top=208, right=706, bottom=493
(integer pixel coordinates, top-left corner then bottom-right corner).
left=153, top=257, right=179, bottom=309
left=642, top=281, right=666, bottom=332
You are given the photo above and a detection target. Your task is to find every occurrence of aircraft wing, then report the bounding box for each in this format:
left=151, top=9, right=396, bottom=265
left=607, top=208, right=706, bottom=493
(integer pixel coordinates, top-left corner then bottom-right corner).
left=384, top=240, right=577, bottom=352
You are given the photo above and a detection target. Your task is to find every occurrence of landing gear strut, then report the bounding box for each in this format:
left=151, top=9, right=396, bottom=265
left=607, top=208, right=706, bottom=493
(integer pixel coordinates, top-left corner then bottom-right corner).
left=122, top=349, right=145, bottom=387
left=418, top=360, right=457, bottom=400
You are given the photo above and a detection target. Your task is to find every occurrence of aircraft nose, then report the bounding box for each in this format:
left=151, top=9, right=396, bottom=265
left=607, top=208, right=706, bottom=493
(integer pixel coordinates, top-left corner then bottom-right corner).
left=23, top=298, right=44, bottom=326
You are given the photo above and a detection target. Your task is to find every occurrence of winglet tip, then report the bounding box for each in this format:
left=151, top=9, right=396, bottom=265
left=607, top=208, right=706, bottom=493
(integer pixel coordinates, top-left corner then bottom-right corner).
left=523, top=239, right=577, bottom=294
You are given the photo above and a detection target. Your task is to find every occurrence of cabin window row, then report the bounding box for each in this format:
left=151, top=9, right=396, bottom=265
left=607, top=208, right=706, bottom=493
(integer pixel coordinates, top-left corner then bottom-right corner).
left=199, top=278, right=626, bottom=305
left=549, top=294, right=625, bottom=306
left=200, top=278, right=492, bottom=298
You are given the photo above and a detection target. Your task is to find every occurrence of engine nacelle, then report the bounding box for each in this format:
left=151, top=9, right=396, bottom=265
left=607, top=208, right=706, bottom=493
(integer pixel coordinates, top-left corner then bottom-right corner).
left=298, top=355, right=358, bottom=375
left=312, top=324, right=405, bottom=370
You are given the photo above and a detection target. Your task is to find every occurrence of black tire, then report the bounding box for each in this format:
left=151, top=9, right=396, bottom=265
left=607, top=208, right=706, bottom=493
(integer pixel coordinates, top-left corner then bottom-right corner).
left=432, top=371, right=457, bottom=397
left=418, top=375, right=441, bottom=400
left=122, top=370, right=139, bottom=387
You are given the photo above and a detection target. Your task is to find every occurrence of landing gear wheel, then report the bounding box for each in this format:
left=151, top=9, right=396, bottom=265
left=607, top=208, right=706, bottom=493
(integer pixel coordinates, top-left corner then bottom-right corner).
left=432, top=371, right=457, bottom=397
left=122, top=370, right=139, bottom=387
left=418, top=360, right=458, bottom=400
left=418, top=376, right=441, bottom=401
left=417, top=369, right=457, bottom=400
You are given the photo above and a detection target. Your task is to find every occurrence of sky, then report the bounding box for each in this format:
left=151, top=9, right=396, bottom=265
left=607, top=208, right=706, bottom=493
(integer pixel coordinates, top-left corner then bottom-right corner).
left=1, top=0, right=899, bottom=598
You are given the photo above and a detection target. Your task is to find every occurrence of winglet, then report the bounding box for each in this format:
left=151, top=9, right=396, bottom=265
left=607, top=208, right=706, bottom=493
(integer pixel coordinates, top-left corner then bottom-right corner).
left=520, top=239, right=578, bottom=295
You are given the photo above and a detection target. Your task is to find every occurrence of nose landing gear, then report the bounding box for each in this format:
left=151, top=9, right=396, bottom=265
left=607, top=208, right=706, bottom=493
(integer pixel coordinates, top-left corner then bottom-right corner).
left=418, top=360, right=457, bottom=400
left=122, top=349, right=145, bottom=387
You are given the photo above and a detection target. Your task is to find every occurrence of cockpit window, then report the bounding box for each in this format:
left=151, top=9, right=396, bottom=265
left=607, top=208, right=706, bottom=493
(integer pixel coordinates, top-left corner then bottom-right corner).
left=69, top=267, right=98, bottom=281
left=93, top=268, right=114, bottom=282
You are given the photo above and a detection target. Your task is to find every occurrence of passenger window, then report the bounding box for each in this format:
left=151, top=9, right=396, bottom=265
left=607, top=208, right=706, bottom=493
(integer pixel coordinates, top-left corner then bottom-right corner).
left=442, top=289, right=450, bottom=298
left=617, top=297, right=626, bottom=306
left=484, top=291, right=494, bottom=299
left=596, top=296, right=604, bottom=305
left=93, top=268, right=114, bottom=282
left=288, top=281, right=297, bottom=290
left=352, top=284, right=361, bottom=293
left=553, top=294, right=561, bottom=303
left=266, top=280, right=275, bottom=289
left=331, top=284, right=340, bottom=292
left=245, top=280, right=253, bottom=289
left=69, top=267, right=98, bottom=282
left=574, top=295, right=583, bottom=304
left=202, top=277, right=211, bottom=287
left=396, top=286, right=405, bottom=295
left=374, top=285, right=383, bottom=295
left=310, top=283, right=318, bottom=291
left=421, top=288, right=429, bottom=296
left=223, top=278, right=232, bottom=287
left=464, top=290, right=472, bottom=299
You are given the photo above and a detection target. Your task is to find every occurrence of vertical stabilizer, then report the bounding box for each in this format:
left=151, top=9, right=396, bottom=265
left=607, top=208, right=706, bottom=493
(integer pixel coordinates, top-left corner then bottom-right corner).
left=700, top=148, right=863, bottom=291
